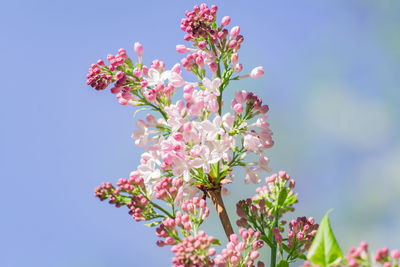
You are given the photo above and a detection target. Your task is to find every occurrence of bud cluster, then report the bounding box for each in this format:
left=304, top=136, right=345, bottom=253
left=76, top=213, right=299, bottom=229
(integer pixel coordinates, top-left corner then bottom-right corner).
left=156, top=197, right=211, bottom=247
left=375, top=247, right=400, bottom=267
left=275, top=217, right=318, bottom=259
left=236, top=171, right=297, bottom=232
left=86, top=63, right=113, bottom=90
left=171, top=231, right=216, bottom=267
left=94, top=176, right=160, bottom=221
left=232, top=90, right=269, bottom=117
left=302, top=243, right=400, bottom=267
left=214, top=228, right=265, bottom=267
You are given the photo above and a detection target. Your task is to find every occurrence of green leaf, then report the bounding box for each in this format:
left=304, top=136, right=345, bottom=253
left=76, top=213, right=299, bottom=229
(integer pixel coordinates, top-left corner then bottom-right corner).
left=298, top=254, right=307, bottom=260
left=277, top=260, right=289, bottom=267
left=307, top=210, right=343, bottom=267
left=285, top=194, right=297, bottom=206
left=281, top=243, right=292, bottom=254
left=211, top=238, right=221, bottom=246
left=277, top=187, right=289, bottom=206
left=144, top=220, right=162, bottom=227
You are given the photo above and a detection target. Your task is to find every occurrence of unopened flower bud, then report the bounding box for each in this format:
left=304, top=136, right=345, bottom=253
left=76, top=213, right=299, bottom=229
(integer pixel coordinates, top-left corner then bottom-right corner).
left=134, top=42, right=143, bottom=56
left=221, top=16, right=231, bottom=26
left=230, top=26, right=240, bottom=38
left=234, top=63, right=243, bottom=73
left=231, top=53, right=238, bottom=65
left=250, top=66, right=264, bottom=78
left=208, top=62, right=218, bottom=73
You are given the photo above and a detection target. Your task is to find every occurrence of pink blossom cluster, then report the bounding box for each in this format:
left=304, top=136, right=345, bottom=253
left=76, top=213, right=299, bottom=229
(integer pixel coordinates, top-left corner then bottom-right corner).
left=171, top=231, right=216, bottom=267
left=86, top=63, right=113, bottom=90
left=181, top=197, right=210, bottom=223
left=345, top=241, right=369, bottom=267
left=154, top=176, right=181, bottom=202
left=213, top=229, right=265, bottom=267
left=375, top=247, right=400, bottom=267
left=254, top=171, right=296, bottom=211
left=156, top=197, right=210, bottom=247
left=274, top=217, right=318, bottom=254
left=180, top=4, right=218, bottom=42
left=94, top=175, right=167, bottom=221
left=302, top=243, right=400, bottom=267
left=86, top=42, right=186, bottom=109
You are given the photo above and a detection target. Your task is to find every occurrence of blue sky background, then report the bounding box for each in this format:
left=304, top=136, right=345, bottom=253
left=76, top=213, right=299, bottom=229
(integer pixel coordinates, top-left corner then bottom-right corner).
left=1, top=0, right=399, bottom=266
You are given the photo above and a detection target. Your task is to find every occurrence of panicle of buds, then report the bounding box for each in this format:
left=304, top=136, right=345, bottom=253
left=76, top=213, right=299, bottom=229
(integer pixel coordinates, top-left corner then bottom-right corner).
left=181, top=197, right=210, bottom=222
left=156, top=197, right=211, bottom=247
left=180, top=4, right=218, bottom=43
left=302, top=244, right=400, bottom=267
left=171, top=231, right=216, bottom=267
left=86, top=63, right=113, bottom=90
left=155, top=176, right=180, bottom=202
left=374, top=247, right=400, bottom=267
left=346, top=241, right=369, bottom=267
left=214, top=228, right=265, bottom=267
left=286, top=217, right=319, bottom=253
left=94, top=176, right=159, bottom=221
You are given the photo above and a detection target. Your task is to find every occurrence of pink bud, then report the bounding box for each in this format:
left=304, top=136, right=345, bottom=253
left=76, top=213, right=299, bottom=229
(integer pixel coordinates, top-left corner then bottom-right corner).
left=233, top=103, right=243, bottom=114
left=142, top=65, right=149, bottom=76
left=230, top=26, right=240, bottom=38
left=234, top=63, right=242, bottom=73
left=250, top=66, right=264, bottom=78
left=156, top=240, right=165, bottom=247
left=230, top=256, right=239, bottom=265
left=164, top=84, right=174, bottom=95
left=297, top=232, right=304, bottom=240
left=221, top=16, right=231, bottom=26
left=229, top=234, right=239, bottom=244
left=208, top=62, right=218, bottom=73
left=208, top=248, right=216, bottom=256
left=231, top=53, right=238, bottom=65
left=115, top=71, right=124, bottom=80
left=392, top=249, right=400, bottom=259
left=97, top=59, right=105, bottom=66
left=198, top=41, right=207, bottom=49
left=360, top=241, right=368, bottom=251
left=229, top=40, right=237, bottom=49
left=183, top=93, right=192, bottom=102
left=176, top=44, right=187, bottom=53
left=110, top=87, right=121, bottom=94
left=250, top=251, right=260, bottom=260
left=134, top=42, right=143, bottom=56
left=183, top=84, right=194, bottom=94
left=171, top=63, right=181, bottom=74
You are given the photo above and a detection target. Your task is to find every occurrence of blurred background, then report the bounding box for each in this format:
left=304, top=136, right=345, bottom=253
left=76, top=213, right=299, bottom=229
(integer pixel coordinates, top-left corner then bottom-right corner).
left=1, top=0, right=399, bottom=266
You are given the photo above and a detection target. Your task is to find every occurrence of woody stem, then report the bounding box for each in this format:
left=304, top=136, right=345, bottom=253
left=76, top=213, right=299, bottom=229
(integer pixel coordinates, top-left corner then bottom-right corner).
left=206, top=188, right=234, bottom=240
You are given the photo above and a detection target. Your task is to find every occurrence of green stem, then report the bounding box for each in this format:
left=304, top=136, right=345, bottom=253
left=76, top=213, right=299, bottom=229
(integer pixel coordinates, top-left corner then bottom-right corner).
left=139, top=188, right=175, bottom=218
left=150, top=201, right=175, bottom=219
left=270, top=208, right=280, bottom=267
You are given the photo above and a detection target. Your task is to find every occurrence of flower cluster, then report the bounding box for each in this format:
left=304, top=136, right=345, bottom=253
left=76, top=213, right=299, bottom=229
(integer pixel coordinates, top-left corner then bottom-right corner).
left=235, top=171, right=319, bottom=264
left=236, top=171, right=297, bottom=230
left=375, top=247, right=400, bottom=267
left=302, top=243, right=400, bottom=267
left=156, top=197, right=210, bottom=247
left=274, top=217, right=318, bottom=257
left=171, top=231, right=216, bottom=267
left=214, top=229, right=265, bottom=267
left=88, top=3, right=397, bottom=267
